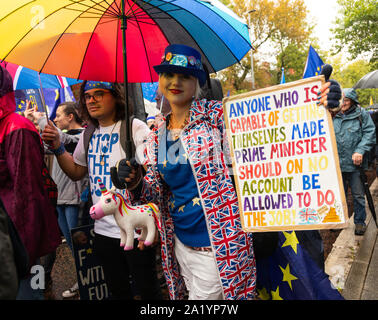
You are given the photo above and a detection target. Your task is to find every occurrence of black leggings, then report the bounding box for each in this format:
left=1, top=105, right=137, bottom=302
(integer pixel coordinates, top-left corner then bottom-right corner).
left=93, top=233, right=162, bottom=300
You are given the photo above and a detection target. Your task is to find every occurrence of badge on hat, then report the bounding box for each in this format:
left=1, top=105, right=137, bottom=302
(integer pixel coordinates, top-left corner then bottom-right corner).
left=170, top=55, right=188, bottom=67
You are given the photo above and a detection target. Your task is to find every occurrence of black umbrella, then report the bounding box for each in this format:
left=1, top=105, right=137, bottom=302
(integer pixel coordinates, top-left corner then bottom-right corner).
left=353, top=70, right=378, bottom=89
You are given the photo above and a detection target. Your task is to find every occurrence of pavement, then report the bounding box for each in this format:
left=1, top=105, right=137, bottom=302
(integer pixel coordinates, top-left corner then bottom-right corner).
left=325, top=177, right=378, bottom=300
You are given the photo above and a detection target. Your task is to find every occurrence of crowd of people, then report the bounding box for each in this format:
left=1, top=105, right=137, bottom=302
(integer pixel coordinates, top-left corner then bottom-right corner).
left=0, top=44, right=376, bottom=300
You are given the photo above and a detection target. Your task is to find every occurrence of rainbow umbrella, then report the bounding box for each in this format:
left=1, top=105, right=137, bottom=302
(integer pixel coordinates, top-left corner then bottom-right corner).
left=0, top=0, right=251, bottom=158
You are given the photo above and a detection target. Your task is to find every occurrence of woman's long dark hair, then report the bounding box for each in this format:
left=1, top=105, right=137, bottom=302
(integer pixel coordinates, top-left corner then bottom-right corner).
left=79, top=81, right=133, bottom=127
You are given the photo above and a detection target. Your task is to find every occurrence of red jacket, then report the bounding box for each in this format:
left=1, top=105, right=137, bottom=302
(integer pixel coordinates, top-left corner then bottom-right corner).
left=0, top=91, right=60, bottom=267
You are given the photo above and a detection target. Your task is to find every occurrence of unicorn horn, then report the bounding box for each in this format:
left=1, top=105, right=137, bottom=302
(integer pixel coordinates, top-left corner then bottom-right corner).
left=99, top=182, right=107, bottom=194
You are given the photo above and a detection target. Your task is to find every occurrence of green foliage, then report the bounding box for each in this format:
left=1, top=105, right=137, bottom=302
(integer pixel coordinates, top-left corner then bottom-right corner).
left=356, top=89, right=378, bottom=108
left=217, top=0, right=376, bottom=97
left=332, top=59, right=371, bottom=88
left=332, top=0, right=378, bottom=60
left=218, top=0, right=313, bottom=93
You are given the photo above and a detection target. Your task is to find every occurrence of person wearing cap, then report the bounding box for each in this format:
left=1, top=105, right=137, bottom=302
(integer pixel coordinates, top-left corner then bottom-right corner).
left=41, top=81, right=162, bottom=300
left=146, top=115, right=156, bottom=128
left=333, top=88, right=376, bottom=235
left=0, top=65, right=61, bottom=299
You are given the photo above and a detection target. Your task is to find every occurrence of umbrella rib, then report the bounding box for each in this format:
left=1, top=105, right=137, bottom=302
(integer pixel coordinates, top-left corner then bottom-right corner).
left=38, top=3, right=112, bottom=76
left=0, top=0, right=35, bottom=23
left=192, top=0, right=252, bottom=50
left=128, top=3, right=155, bottom=83
left=125, top=0, right=143, bottom=18
left=110, top=0, right=122, bottom=14
left=147, top=0, right=252, bottom=60
left=68, top=0, right=116, bottom=17
left=134, top=0, right=217, bottom=72
left=1, top=1, right=110, bottom=63
left=63, top=7, right=111, bottom=18
left=87, top=0, right=120, bottom=17
left=77, top=5, right=113, bottom=80
left=101, top=0, right=121, bottom=17
left=115, top=13, right=120, bottom=83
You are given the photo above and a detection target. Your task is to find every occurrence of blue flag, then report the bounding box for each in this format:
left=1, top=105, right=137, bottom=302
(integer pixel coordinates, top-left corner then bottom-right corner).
left=45, top=87, right=75, bottom=120
left=141, top=82, right=159, bottom=102
left=14, top=87, right=75, bottom=119
left=256, top=231, right=344, bottom=300
left=303, top=45, right=324, bottom=79
left=280, top=67, right=285, bottom=84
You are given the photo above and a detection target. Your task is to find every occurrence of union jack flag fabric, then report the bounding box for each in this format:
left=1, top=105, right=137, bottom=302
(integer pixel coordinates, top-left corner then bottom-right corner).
left=139, top=99, right=256, bottom=300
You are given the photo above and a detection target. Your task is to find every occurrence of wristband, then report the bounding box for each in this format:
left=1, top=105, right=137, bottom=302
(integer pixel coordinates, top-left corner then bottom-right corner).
left=52, top=142, right=66, bottom=156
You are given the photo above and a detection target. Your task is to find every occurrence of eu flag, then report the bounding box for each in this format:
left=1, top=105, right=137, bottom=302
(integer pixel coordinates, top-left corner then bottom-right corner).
left=303, top=45, right=324, bottom=79
left=45, top=87, right=75, bottom=120
left=256, top=231, right=344, bottom=300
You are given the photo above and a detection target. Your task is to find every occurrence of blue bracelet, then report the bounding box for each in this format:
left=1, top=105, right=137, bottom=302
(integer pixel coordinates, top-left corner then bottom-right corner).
left=52, top=142, right=66, bottom=156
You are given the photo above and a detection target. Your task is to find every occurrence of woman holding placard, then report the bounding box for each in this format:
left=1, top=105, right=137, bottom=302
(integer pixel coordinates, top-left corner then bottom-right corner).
left=112, top=44, right=341, bottom=300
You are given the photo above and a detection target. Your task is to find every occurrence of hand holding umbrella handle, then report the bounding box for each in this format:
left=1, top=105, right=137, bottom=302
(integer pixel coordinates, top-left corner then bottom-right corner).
left=110, top=158, right=141, bottom=190
left=41, top=120, right=61, bottom=150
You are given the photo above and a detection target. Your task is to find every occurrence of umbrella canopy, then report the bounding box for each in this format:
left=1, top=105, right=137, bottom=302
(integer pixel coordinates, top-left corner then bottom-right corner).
left=353, top=70, right=378, bottom=89
left=0, top=61, right=81, bottom=90
left=0, top=0, right=251, bottom=83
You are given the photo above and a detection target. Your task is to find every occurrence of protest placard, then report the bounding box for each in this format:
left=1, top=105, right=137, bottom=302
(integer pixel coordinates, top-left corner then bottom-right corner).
left=223, top=76, right=348, bottom=232
left=71, top=224, right=109, bottom=300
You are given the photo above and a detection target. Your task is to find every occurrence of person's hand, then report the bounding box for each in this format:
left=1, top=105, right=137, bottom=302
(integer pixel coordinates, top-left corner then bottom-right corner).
left=24, top=100, right=44, bottom=123
left=41, top=120, right=61, bottom=149
left=137, top=231, right=160, bottom=250
left=317, top=64, right=342, bottom=111
left=352, top=152, right=363, bottom=166
left=111, top=158, right=141, bottom=190
left=24, top=100, right=35, bottom=122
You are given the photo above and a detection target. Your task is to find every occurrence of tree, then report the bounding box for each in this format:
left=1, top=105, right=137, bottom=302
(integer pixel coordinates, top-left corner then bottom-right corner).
left=332, top=59, right=371, bottom=89
left=332, top=0, right=378, bottom=61
left=218, top=0, right=313, bottom=94
left=328, top=57, right=378, bottom=107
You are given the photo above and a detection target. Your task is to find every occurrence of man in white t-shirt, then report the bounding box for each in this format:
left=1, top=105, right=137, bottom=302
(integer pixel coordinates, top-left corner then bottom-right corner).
left=42, top=81, right=162, bottom=300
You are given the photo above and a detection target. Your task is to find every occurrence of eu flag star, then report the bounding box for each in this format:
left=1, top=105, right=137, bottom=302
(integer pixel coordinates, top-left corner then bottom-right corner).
left=271, top=286, right=283, bottom=300
left=279, top=263, right=298, bottom=290
left=192, top=197, right=200, bottom=206
left=281, top=231, right=299, bottom=254
left=257, top=287, right=270, bottom=300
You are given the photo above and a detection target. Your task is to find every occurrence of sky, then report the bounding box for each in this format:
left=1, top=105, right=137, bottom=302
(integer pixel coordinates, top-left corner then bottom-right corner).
left=302, top=0, right=341, bottom=49
left=255, top=0, right=342, bottom=64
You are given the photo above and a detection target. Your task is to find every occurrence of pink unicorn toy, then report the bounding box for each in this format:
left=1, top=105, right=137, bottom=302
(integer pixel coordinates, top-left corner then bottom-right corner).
left=89, top=181, right=160, bottom=250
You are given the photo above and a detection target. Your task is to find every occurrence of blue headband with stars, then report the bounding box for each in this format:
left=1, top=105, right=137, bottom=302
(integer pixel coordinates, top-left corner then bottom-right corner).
left=84, top=81, right=114, bottom=92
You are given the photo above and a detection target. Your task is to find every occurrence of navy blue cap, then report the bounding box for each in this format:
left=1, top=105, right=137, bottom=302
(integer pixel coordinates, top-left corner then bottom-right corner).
left=153, top=44, right=207, bottom=87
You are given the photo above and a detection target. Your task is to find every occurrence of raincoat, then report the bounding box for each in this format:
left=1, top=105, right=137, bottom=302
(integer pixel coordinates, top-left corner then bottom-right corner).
left=333, top=105, right=376, bottom=172
left=0, top=69, right=61, bottom=267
